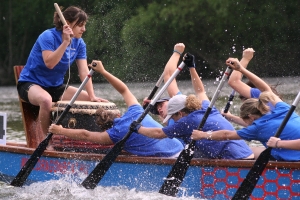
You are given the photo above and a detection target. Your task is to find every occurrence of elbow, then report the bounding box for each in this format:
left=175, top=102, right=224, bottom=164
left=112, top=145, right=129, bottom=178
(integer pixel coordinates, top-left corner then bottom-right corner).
left=44, top=62, right=55, bottom=69
left=228, top=79, right=237, bottom=87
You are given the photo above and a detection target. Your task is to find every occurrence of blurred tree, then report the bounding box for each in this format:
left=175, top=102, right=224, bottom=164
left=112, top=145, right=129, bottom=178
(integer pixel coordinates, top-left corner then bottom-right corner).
left=0, top=0, right=299, bottom=85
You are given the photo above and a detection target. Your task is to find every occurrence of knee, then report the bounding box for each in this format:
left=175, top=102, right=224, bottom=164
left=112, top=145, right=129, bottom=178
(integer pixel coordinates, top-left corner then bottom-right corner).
left=39, top=97, right=53, bottom=111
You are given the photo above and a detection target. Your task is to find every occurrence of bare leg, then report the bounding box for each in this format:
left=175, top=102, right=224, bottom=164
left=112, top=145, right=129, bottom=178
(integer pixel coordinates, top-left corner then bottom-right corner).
left=60, top=86, right=91, bottom=101
left=28, top=85, right=53, bottom=149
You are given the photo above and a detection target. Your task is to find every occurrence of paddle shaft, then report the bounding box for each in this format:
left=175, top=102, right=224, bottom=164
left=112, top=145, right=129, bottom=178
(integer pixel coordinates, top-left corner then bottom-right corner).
left=232, top=91, right=300, bottom=200
left=81, top=62, right=186, bottom=189
left=10, top=68, right=95, bottom=187
left=54, top=3, right=74, bottom=38
left=143, top=72, right=164, bottom=109
left=223, top=89, right=236, bottom=113
left=159, top=66, right=233, bottom=196
left=54, top=3, right=67, bottom=25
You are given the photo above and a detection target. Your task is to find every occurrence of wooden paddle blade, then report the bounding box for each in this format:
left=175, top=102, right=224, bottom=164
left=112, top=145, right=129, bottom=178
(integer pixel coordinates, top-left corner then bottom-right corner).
left=159, top=141, right=196, bottom=196
left=232, top=147, right=272, bottom=200
left=81, top=139, right=125, bottom=189
left=10, top=134, right=52, bottom=187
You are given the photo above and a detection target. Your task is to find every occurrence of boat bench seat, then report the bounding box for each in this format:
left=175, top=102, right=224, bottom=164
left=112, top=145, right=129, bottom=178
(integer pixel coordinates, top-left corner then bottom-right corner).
left=13, top=65, right=114, bottom=153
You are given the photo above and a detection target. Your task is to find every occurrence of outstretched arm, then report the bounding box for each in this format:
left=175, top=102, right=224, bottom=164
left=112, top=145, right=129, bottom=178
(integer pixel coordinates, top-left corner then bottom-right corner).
left=137, top=126, right=167, bottom=139
left=49, top=124, right=113, bottom=145
left=91, top=60, right=139, bottom=107
left=228, top=48, right=255, bottom=98
left=191, top=129, right=241, bottom=141
left=221, top=111, right=248, bottom=127
left=164, top=43, right=185, bottom=97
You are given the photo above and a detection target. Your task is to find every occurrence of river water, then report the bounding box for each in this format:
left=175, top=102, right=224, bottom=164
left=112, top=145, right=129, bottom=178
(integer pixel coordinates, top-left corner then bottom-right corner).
left=0, top=76, right=300, bottom=199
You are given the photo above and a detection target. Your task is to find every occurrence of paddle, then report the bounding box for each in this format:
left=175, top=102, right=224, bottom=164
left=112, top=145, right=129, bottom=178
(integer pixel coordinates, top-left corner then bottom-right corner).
left=231, top=91, right=300, bottom=200
left=81, top=61, right=187, bottom=189
left=143, top=72, right=164, bottom=109
left=223, top=89, right=236, bottom=113
left=159, top=66, right=233, bottom=197
left=10, top=66, right=96, bottom=187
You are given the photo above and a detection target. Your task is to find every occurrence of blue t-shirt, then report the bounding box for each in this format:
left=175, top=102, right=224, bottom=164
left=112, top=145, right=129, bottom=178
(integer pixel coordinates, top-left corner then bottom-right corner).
left=19, top=28, right=86, bottom=87
left=237, top=102, right=300, bottom=161
left=107, top=104, right=184, bottom=157
left=162, top=100, right=253, bottom=159
left=250, top=88, right=261, bottom=98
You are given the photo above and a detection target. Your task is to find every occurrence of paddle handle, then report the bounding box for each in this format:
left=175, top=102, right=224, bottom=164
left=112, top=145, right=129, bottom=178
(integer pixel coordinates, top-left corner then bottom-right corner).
left=54, top=3, right=67, bottom=25
left=143, top=72, right=164, bottom=109
left=223, top=89, right=236, bottom=113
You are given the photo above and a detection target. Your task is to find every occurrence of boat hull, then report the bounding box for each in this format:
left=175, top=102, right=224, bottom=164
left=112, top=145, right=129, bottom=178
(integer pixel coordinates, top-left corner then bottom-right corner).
left=0, top=143, right=300, bottom=200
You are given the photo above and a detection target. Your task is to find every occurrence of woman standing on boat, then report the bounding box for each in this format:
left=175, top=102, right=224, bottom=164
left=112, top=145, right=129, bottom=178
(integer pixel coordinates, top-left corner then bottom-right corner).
left=191, top=58, right=300, bottom=161
left=133, top=54, right=254, bottom=160
left=49, top=60, right=184, bottom=157
left=17, top=6, right=107, bottom=150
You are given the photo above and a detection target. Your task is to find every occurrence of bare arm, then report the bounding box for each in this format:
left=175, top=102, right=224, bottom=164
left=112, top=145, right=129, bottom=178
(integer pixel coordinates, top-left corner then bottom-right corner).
left=42, top=25, right=72, bottom=69
left=76, top=59, right=107, bottom=102
left=221, top=111, right=248, bottom=127
left=226, top=58, right=272, bottom=93
left=164, top=43, right=185, bottom=97
left=191, top=129, right=241, bottom=140
left=228, top=48, right=255, bottom=98
left=267, top=137, right=300, bottom=150
left=91, top=60, right=139, bottom=107
left=189, top=67, right=209, bottom=101
left=49, top=124, right=113, bottom=145
left=138, top=126, right=167, bottom=139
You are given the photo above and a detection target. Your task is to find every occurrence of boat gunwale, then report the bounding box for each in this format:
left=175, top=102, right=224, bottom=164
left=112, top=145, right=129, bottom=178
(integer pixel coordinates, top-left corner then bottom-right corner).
left=1, top=143, right=300, bottom=169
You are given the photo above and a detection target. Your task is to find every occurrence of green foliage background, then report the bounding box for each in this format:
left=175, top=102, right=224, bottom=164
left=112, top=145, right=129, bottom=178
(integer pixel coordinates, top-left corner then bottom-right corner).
left=0, top=0, right=299, bottom=85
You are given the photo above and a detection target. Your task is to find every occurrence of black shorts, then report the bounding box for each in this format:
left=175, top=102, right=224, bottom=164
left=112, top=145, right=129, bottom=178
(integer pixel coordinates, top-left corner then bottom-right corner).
left=17, top=81, right=68, bottom=103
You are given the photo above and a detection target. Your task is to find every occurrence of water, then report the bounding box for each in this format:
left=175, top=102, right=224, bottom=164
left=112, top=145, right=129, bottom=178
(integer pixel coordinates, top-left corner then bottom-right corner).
left=0, top=76, right=300, bottom=199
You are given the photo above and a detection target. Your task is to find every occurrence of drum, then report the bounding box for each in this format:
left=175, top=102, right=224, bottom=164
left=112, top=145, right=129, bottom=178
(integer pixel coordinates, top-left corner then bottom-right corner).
left=51, top=101, right=120, bottom=152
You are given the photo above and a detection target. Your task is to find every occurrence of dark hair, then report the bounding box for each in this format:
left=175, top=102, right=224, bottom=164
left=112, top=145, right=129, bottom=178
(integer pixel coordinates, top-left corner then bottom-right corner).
left=53, top=6, right=88, bottom=30
left=238, top=80, right=282, bottom=100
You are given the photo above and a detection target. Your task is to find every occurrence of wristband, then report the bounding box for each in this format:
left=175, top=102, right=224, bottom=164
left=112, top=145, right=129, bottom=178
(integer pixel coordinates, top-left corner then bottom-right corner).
left=173, top=50, right=182, bottom=56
